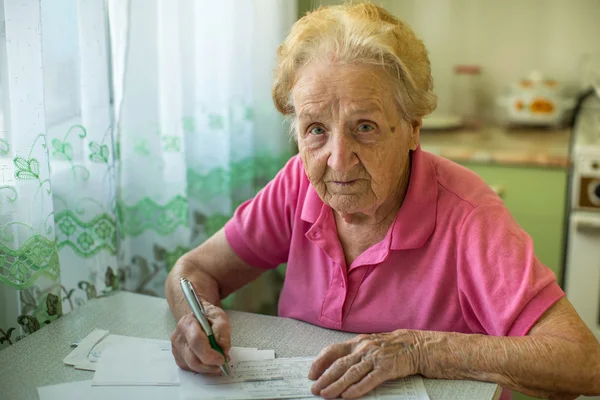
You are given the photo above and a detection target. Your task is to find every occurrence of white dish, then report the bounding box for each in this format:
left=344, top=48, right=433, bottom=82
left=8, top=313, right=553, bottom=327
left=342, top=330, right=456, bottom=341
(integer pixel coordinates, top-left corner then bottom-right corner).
left=422, top=114, right=463, bottom=130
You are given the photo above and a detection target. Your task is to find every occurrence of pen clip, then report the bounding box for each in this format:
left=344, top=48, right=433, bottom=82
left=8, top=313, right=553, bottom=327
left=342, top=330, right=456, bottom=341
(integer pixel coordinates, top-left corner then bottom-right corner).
left=188, top=281, right=206, bottom=315
left=180, top=277, right=213, bottom=334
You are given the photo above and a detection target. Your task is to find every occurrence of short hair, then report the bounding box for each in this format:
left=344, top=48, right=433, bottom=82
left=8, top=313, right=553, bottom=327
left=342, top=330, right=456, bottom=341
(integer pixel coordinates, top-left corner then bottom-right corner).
left=272, top=2, right=437, bottom=131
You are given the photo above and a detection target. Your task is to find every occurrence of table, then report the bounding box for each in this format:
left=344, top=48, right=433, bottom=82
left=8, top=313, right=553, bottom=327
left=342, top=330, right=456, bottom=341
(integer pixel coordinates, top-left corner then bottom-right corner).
left=0, top=292, right=501, bottom=400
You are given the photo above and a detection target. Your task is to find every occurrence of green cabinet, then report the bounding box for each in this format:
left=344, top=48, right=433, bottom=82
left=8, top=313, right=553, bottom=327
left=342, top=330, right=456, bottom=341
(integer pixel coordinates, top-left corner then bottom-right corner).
left=459, top=163, right=568, bottom=284
left=460, top=163, right=568, bottom=400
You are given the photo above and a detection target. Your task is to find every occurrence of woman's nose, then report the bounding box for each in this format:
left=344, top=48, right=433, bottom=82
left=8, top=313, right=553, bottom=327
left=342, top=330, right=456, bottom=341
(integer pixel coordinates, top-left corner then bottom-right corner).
left=326, top=132, right=359, bottom=173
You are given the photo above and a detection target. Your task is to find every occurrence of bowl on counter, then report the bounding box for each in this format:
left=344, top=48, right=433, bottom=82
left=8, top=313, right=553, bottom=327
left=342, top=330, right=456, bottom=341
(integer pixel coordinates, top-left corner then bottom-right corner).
left=496, top=71, right=575, bottom=127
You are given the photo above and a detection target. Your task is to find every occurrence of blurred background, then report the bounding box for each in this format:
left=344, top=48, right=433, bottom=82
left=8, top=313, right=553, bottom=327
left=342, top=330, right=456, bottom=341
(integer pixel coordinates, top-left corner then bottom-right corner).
left=301, top=0, right=600, bottom=123
left=0, top=2, right=599, bottom=398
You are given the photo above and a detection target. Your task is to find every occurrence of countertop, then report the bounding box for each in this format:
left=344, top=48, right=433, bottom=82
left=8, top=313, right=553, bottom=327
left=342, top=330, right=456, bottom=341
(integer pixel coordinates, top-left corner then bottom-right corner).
left=0, top=292, right=500, bottom=400
left=419, top=126, right=571, bottom=168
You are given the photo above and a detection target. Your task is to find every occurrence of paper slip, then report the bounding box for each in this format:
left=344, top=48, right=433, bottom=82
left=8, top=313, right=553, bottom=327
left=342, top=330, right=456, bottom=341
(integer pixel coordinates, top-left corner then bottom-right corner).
left=179, top=372, right=318, bottom=400
left=180, top=372, right=430, bottom=400
left=180, top=357, right=429, bottom=400
left=38, top=380, right=178, bottom=400
left=62, top=329, right=110, bottom=367
left=38, top=376, right=430, bottom=400
left=92, top=341, right=180, bottom=386
left=229, top=347, right=275, bottom=363
left=65, top=329, right=274, bottom=372
left=90, top=343, right=275, bottom=386
left=92, top=342, right=277, bottom=386
left=207, top=357, right=313, bottom=384
left=89, top=332, right=276, bottom=386
left=374, top=376, right=431, bottom=400
left=63, top=330, right=171, bottom=371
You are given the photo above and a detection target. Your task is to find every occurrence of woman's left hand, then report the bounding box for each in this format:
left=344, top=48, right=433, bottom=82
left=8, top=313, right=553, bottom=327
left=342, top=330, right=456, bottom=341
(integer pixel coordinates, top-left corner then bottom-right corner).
left=308, top=330, right=421, bottom=399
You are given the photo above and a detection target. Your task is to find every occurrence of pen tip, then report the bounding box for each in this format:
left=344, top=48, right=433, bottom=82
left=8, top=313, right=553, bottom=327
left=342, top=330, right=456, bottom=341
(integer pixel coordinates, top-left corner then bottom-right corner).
left=222, top=364, right=231, bottom=377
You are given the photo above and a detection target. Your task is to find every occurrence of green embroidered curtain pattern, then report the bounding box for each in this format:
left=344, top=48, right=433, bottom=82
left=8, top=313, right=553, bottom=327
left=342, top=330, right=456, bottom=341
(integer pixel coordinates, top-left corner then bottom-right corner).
left=0, top=0, right=295, bottom=349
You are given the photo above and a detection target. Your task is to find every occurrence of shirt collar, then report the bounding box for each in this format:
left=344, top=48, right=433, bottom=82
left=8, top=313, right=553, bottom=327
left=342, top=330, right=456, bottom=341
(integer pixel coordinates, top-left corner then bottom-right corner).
left=300, top=146, right=438, bottom=250
left=389, top=146, right=438, bottom=250
left=300, top=181, right=323, bottom=224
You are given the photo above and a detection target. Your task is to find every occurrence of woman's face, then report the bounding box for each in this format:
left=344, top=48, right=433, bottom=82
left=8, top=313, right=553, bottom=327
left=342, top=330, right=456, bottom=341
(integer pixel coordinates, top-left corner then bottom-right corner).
left=293, top=61, right=420, bottom=219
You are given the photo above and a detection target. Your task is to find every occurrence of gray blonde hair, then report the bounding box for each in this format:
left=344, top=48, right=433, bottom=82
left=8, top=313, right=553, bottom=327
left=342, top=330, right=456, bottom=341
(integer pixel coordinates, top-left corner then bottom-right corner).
left=272, top=2, right=437, bottom=136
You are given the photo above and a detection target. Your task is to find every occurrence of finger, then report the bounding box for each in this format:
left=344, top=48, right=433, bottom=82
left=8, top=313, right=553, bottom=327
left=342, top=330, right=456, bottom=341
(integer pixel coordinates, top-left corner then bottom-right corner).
left=207, top=308, right=232, bottom=356
left=311, top=353, right=361, bottom=395
left=171, top=340, right=188, bottom=370
left=180, top=314, right=225, bottom=365
left=341, top=370, right=388, bottom=399
left=308, top=342, right=352, bottom=380
left=172, top=330, right=220, bottom=374
left=319, top=360, right=373, bottom=399
left=171, top=329, right=192, bottom=370
left=182, top=341, right=221, bottom=374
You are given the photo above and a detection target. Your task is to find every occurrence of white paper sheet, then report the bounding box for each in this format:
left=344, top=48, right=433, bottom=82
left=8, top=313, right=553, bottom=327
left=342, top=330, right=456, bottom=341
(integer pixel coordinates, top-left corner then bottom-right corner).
left=229, top=347, right=275, bottom=363
left=180, top=357, right=430, bottom=400
left=62, top=329, right=110, bottom=366
left=65, top=329, right=275, bottom=371
left=90, top=333, right=276, bottom=387
left=423, top=378, right=498, bottom=400
left=179, top=372, right=318, bottom=400
left=37, top=380, right=179, bottom=400
left=375, top=376, right=431, bottom=400
left=180, top=372, right=430, bottom=400
left=63, top=331, right=171, bottom=371
left=92, top=341, right=180, bottom=386
left=207, top=357, right=313, bottom=384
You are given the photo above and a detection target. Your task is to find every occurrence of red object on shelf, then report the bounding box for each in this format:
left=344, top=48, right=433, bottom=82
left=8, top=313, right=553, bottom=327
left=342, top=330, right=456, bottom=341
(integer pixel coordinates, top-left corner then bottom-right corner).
left=454, top=65, right=481, bottom=75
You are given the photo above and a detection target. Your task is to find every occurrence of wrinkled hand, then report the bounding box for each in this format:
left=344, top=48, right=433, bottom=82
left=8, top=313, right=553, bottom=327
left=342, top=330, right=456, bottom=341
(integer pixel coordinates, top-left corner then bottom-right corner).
left=308, top=330, right=421, bottom=399
left=170, top=300, right=231, bottom=374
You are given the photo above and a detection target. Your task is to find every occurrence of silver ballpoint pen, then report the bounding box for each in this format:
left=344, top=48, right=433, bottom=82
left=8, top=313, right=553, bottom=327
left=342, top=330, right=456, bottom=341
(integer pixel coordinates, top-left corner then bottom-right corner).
left=179, top=277, right=230, bottom=376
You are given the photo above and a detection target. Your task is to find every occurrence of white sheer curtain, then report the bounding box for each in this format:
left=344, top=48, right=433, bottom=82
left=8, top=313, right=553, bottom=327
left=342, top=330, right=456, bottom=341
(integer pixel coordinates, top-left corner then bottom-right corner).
left=0, top=0, right=295, bottom=349
left=0, top=0, right=115, bottom=347
left=109, top=0, right=296, bottom=298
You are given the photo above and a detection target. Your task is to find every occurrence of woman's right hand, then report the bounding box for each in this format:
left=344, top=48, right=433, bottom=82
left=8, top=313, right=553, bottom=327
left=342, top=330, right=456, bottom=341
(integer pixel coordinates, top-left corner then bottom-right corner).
left=170, top=301, right=231, bottom=374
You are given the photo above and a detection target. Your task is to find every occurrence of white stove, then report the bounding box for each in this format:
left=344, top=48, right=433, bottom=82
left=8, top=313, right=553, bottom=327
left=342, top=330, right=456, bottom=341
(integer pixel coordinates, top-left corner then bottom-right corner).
left=564, top=92, right=600, bottom=342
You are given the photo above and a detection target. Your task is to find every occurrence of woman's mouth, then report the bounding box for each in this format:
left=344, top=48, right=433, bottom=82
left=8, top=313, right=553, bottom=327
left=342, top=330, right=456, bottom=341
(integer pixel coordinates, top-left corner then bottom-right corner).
left=332, top=180, right=357, bottom=186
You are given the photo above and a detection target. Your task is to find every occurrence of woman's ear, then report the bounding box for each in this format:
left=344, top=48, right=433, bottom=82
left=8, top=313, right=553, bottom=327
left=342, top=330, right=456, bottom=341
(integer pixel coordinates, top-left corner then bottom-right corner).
left=409, top=119, right=422, bottom=150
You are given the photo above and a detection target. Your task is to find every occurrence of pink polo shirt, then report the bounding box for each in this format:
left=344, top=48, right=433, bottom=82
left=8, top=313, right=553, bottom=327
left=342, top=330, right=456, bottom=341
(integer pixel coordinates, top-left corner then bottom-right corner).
left=224, top=146, right=564, bottom=397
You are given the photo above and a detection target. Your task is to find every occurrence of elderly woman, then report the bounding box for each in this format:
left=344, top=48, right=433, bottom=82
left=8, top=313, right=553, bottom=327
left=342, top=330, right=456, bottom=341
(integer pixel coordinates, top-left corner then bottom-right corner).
left=166, top=3, right=600, bottom=399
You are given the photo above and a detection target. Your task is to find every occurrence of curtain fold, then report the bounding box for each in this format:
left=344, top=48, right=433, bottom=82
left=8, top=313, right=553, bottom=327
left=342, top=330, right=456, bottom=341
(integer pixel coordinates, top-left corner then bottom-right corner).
left=0, top=0, right=295, bottom=350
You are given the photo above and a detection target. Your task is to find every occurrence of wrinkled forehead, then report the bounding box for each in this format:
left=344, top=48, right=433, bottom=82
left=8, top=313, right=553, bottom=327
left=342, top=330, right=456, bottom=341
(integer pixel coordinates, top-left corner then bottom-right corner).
left=292, top=62, right=397, bottom=117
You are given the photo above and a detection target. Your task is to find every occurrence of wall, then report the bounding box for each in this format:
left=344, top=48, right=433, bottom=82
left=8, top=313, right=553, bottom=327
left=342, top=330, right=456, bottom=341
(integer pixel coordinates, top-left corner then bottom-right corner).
left=297, top=0, right=600, bottom=122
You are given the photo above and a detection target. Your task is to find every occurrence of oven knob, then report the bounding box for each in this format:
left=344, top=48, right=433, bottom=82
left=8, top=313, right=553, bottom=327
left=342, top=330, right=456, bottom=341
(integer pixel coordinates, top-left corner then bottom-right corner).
left=595, top=183, right=600, bottom=199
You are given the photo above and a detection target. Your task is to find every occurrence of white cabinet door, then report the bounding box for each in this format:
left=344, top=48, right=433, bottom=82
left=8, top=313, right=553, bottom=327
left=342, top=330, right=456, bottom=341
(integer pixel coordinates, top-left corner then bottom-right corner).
left=564, top=212, right=600, bottom=342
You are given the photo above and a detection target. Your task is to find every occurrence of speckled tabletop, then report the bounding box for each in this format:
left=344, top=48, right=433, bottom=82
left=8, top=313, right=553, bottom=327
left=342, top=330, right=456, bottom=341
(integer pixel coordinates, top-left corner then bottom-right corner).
left=420, top=127, right=570, bottom=167
left=0, top=292, right=500, bottom=400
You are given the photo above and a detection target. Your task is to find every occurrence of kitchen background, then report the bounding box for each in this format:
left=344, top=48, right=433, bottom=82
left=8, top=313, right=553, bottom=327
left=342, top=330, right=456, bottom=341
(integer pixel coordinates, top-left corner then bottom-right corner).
left=299, top=0, right=600, bottom=123
left=1, top=1, right=600, bottom=399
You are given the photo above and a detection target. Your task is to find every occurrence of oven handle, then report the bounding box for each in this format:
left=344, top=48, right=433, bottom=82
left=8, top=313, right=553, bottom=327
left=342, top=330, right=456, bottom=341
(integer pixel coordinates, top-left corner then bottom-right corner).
left=575, top=215, right=600, bottom=233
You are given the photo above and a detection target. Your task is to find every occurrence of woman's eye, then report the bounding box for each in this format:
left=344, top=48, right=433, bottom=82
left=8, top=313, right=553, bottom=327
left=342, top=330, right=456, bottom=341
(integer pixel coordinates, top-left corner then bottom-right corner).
left=310, top=126, right=325, bottom=135
left=358, top=123, right=374, bottom=132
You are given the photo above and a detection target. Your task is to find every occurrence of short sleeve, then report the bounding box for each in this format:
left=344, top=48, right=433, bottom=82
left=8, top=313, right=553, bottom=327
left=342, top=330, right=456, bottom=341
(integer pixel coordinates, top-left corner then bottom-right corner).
left=224, top=155, right=303, bottom=269
left=457, top=204, right=565, bottom=337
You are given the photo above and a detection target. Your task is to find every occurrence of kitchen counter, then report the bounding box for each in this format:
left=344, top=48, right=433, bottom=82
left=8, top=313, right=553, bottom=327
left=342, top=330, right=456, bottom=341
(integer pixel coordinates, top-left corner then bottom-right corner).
left=419, top=127, right=571, bottom=168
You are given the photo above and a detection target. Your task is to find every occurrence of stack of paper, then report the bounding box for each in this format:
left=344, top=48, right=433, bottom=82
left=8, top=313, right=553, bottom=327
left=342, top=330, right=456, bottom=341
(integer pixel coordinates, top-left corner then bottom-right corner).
left=62, top=328, right=171, bottom=372
left=38, top=329, right=431, bottom=400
